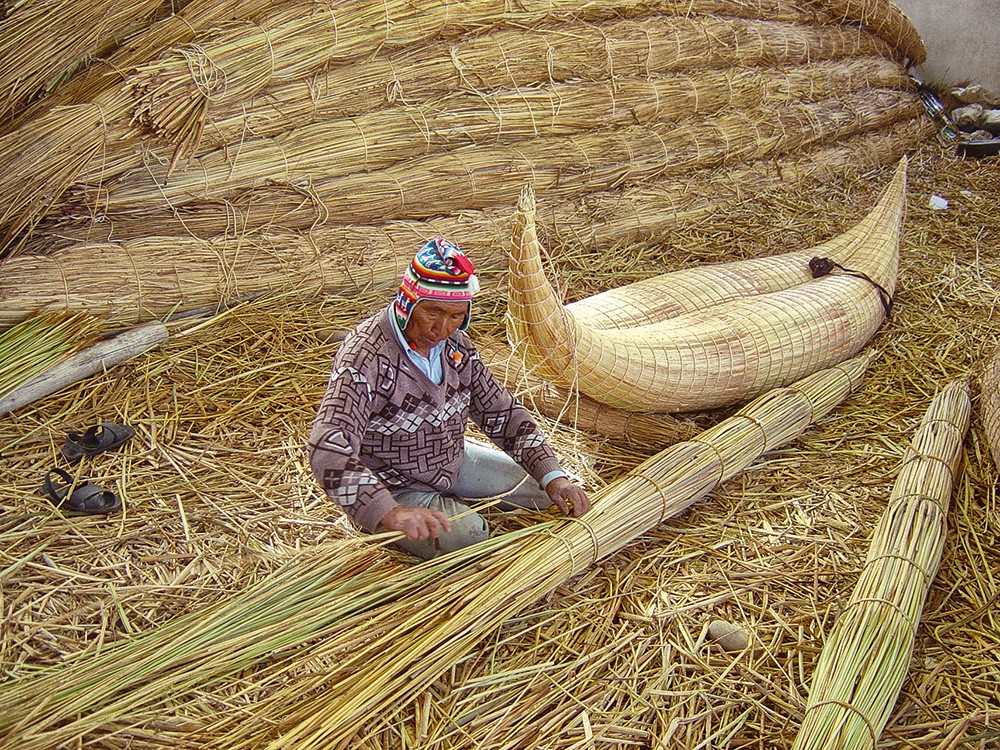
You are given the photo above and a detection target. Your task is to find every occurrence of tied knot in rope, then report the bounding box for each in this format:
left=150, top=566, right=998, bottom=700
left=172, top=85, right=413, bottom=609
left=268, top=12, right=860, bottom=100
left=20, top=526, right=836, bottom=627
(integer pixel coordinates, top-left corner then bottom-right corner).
left=809, top=257, right=893, bottom=317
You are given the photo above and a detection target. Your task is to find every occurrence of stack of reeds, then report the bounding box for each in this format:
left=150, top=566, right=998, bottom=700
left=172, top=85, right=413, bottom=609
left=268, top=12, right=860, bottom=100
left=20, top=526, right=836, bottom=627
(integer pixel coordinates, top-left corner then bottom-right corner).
left=0, top=0, right=930, bottom=329
left=791, top=379, right=972, bottom=749
left=0, top=352, right=870, bottom=749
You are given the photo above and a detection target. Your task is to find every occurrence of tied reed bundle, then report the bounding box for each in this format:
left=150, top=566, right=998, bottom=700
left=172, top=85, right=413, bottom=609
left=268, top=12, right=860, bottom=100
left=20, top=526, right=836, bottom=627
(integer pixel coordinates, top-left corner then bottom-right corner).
left=72, top=86, right=920, bottom=230
left=0, top=0, right=162, bottom=121
left=0, top=310, right=102, bottom=400
left=3, top=122, right=928, bottom=328
left=792, top=379, right=971, bottom=749
left=505, top=159, right=905, bottom=412
left=82, top=61, right=912, bottom=215
left=0, top=354, right=870, bottom=749
left=195, top=16, right=899, bottom=151
left=124, top=0, right=829, bottom=155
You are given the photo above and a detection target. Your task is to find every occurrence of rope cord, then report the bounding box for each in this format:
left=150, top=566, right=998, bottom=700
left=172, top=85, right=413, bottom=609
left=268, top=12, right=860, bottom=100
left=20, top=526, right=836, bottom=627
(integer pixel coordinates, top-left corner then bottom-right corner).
left=809, top=256, right=893, bottom=317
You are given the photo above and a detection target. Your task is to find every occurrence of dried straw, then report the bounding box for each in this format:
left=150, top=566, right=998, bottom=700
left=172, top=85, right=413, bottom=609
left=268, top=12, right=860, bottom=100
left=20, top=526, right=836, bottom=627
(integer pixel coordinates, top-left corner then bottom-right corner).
left=791, top=379, right=971, bottom=749
left=505, top=158, right=905, bottom=411
left=0, top=353, right=870, bottom=749
left=810, top=0, right=926, bottom=63
left=65, top=87, right=921, bottom=238
left=81, top=58, right=911, bottom=212
left=171, top=17, right=900, bottom=152
left=0, top=0, right=278, bottom=256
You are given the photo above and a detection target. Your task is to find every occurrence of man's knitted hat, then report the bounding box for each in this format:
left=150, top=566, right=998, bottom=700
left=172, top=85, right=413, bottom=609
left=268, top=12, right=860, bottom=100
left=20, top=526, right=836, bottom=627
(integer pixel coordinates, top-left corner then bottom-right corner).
left=394, top=237, right=480, bottom=330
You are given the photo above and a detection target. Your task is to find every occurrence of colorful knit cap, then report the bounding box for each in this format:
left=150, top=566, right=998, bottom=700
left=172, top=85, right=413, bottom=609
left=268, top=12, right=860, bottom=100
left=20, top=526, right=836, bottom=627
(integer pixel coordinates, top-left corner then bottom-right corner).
left=394, top=237, right=480, bottom=330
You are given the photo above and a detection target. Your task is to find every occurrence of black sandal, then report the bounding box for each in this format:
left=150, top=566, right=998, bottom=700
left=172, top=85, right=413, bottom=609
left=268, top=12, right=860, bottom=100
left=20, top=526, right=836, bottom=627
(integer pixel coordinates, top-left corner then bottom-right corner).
left=61, top=422, right=135, bottom=463
left=39, top=468, right=121, bottom=515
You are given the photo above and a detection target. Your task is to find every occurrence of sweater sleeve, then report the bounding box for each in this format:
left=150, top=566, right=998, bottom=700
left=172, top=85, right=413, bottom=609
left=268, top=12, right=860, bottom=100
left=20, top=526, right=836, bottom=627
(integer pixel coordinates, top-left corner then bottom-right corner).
left=307, top=363, right=398, bottom=532
left=465, top=347, right=563, bottom=485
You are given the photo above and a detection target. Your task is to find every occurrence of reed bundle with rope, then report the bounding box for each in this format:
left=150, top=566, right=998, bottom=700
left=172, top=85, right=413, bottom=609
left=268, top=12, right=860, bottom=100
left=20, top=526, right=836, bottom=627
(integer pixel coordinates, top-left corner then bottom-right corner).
left=78, top=58, right=910, bottom=213
left=2, top=120, right=929, bottom=329
left=0, top=0, right=279, bottom=256
left=791, top=379, right=971, bottom=749
left=0, top=0, right=162, bottom=122
left=0, top=352, right=870, bottom=750
left=172, top=16, right=900, bottom=152
left=126, top=0, right=827, bottom=154
left=65, top=87, right=919, bottom=241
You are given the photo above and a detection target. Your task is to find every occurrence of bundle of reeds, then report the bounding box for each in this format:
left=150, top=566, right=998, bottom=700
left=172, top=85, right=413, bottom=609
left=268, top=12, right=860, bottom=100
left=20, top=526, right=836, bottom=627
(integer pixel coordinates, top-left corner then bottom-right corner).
left=791, top=379, right=971, bottom=749
left=0, top=0, right=163, bottom=122
left=125, top=0, right=829, bottom=153
left=0, top=352, right=871, bottom=749
left=0, top=310, right=102, bottom=400
left=77, top=59, right=911, bottom=213
left=194, top=16, right=898, bottom=150
left=60, top=86, right=919, bottom=244
left=979, top=343, right=1000, bottom=474
left=1, top=121, right=929, bottom=329
left=505, top=158, right=905, bottom=412
left=0, top=0, right=277, bottom=255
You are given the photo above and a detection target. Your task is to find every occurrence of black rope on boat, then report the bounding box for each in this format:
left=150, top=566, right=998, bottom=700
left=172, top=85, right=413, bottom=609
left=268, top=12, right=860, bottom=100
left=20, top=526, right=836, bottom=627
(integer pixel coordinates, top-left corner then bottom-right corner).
left=809, top=256, right=893, bottom=317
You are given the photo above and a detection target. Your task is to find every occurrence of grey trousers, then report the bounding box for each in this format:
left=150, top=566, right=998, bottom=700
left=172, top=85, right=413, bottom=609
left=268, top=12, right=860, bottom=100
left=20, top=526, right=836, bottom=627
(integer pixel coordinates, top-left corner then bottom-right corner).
left=387, top=439, right=553, bottom=560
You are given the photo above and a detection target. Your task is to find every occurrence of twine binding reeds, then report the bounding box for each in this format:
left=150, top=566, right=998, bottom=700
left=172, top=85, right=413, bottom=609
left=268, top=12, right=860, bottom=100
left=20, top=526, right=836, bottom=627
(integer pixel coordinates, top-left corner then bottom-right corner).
left=124, top=0, right=835, bottom=154
left=0, top=353, right=871, bottom=750
left=79, top=59, right=912, bottom=214
left=791, top=379, right=971, bottom=750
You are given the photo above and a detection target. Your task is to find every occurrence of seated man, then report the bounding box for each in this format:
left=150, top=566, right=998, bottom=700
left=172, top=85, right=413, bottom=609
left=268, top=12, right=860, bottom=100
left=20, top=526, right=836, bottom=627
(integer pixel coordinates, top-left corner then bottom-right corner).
left=308, top=237, right=590, bottom=559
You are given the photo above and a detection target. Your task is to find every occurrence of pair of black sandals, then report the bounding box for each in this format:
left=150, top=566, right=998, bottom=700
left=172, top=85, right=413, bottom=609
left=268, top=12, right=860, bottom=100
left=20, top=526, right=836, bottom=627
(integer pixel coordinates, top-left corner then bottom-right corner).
left=38, top=422, right=135, bottom=515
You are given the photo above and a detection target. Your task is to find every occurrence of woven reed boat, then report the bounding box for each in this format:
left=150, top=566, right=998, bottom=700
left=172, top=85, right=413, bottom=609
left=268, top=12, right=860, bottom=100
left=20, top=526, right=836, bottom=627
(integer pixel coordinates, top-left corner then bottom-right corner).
left=506, top=157, right=906, bottom=412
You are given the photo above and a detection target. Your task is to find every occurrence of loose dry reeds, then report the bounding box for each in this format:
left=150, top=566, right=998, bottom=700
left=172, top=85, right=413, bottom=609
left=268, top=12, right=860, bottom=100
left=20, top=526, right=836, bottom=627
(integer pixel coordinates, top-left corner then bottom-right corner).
left=1, top=140, right=998, bottom=750
left=0, top=353, right=869, bottom=749
left=792, top=379, right=972, bottom=749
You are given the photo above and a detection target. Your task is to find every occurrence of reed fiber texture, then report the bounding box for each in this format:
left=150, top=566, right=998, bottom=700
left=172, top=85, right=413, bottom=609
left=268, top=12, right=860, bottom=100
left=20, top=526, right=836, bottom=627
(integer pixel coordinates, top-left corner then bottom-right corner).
left=0, top=0, right=162, bottom=122
left=65, top=87, right=920, bottom=237
left=0, top=353, right=870, bottom=750
left=77, top=58, right=911, bottom=214
left=505, top=158, right=905, bottom=412
left=792, top=379, right=972, bottom=749
left=981, top=343, right=1000, bottom=475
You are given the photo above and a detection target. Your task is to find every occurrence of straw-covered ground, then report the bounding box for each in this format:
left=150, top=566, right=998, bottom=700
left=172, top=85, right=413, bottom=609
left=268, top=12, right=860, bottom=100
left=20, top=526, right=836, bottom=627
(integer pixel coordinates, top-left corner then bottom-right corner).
left=1, top=136, right=998, bottom=748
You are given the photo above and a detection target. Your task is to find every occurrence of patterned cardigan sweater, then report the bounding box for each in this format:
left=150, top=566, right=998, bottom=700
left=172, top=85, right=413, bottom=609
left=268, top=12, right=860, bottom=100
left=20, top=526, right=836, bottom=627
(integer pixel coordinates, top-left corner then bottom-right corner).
left=308, top=307, right=563, bottom=532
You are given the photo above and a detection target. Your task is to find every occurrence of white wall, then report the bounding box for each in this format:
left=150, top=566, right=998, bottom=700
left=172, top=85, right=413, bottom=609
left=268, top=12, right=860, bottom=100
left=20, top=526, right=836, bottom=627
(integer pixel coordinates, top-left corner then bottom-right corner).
left=893, top=0, right=1000, bottom=97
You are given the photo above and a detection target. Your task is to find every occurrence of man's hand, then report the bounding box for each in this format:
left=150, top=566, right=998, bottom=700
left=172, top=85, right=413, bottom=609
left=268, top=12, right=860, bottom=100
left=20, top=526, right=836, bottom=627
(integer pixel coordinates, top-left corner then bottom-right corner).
left=380, top=505, right=452, bottom=541
left=544, top=476, right=591, bottom=517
